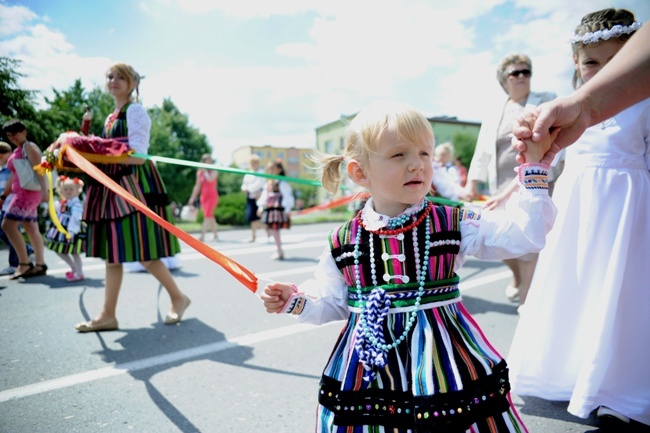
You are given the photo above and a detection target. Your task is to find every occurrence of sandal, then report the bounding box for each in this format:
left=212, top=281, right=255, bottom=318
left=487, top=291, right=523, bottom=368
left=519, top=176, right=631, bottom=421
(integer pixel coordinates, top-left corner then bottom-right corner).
left=10, top=263, right=34, bottom=280
left=21, top=263, right=47, bottom=279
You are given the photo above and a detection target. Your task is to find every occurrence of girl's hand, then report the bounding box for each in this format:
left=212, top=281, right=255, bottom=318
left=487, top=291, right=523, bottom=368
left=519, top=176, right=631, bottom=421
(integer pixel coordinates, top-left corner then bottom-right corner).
left=260, top=282, right=295, bottom=313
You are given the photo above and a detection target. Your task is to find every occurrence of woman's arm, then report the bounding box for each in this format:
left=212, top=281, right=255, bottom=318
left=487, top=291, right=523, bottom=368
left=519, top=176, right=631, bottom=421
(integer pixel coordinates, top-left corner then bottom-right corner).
left=188, top=170, right=202, bottom=205
left=25, top=142, right=48, bottom=199
left=513, top=24, right=650, bottom=163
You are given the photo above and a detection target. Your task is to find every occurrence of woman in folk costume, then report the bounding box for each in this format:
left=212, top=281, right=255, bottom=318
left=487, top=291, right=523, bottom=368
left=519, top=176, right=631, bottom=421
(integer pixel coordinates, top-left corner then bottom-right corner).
left=261, top=101, right=557, bottom=432
left=70, top=62, right=190, bottom=332
left=45, top=175, right=86, bottom=282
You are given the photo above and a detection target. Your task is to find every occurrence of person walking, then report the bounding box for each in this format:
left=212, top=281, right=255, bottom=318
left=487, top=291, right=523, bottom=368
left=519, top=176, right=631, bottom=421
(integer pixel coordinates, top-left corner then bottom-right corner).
left=188, top=153, right=219, bottom=242
left=1, top=120, right=47, bottom=279
left=463, top=54, right=556, bottom=307
left=72, top=63, right=190, bottom=332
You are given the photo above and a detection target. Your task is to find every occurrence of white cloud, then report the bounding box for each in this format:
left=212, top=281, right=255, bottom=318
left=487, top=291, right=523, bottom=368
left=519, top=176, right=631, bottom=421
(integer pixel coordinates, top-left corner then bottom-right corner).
left=0, top=3, right=37, bottom=35
left=3, top=0, right=649, bottom=164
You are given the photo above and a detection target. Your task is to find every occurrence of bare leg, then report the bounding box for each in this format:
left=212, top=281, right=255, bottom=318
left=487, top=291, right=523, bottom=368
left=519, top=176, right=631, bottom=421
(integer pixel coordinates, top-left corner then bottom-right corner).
left=269, top=228, right=283, bottom=259
left=199, top=217, right=206, bottom=242
left=56, top=252, right=75, bottom=270
left=141, top=259, right=186, bottom=316
left=72, top=254, right=84, bottom=275
left=517, top=255, right=538, bottom=305
left=212, top=216, right=218, bottom=240
left=503, top=258, right=521, bottom=288
left=205, top=213, right=218, bottom=240
left=91, top=263, right=124, bottom=322
left=249, top=220, right=262, bottom=242
left=22, top=221, right=45, bottom=266
left=2, top=219, right=31, bottom=275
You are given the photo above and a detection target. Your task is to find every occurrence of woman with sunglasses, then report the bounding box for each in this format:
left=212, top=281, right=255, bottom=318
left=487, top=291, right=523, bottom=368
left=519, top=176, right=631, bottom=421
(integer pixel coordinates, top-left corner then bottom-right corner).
left=463, top=54, right=556, bottom=308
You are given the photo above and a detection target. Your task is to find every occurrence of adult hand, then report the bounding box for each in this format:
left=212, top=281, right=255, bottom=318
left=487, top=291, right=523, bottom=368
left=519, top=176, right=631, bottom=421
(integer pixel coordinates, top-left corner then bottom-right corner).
left=512, top=94, right=592, bottom=165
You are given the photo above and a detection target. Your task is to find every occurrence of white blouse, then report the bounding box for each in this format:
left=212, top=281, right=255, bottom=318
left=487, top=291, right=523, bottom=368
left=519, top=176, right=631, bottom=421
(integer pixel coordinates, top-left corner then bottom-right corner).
left=124, top=103, right=152, bottom=154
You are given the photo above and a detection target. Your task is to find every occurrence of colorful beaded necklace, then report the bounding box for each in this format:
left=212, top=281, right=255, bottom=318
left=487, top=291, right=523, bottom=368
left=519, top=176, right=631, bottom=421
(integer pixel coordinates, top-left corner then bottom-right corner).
left=353, top=199, right=431, bottom=352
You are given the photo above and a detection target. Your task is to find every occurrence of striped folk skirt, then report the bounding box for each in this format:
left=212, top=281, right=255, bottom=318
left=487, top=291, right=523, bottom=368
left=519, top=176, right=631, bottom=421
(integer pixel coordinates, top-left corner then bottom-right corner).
left=316, top=300, right=527, bottom=433
left=83, top=161, right=180, bottom=263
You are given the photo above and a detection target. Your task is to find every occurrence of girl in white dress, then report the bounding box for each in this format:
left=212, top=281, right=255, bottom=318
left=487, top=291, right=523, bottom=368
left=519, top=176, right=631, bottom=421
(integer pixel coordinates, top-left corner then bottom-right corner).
left=507, top=8, right=650, bottom=431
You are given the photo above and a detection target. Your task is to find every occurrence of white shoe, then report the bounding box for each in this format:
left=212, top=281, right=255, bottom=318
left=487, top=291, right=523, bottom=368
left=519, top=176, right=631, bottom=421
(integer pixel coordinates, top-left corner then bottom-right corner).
left=505, top=285, right=520, bottom=302
left=517, top=304, right=526, bottom=315
left=597, top=406, right=630, bottom=423
left=0, top=266, right=16, bottom=276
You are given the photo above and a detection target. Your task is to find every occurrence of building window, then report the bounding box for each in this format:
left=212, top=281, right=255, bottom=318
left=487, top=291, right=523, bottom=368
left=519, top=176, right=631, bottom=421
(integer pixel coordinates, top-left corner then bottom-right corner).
left=325, top=140, right=333, bottom=153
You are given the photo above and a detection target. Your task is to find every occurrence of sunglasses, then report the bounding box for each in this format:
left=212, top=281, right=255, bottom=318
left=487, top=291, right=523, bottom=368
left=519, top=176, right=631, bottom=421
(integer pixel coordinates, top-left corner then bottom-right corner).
left=507, top=69, right=532, bottom=78
left=0, top=149, right=10, bottom=154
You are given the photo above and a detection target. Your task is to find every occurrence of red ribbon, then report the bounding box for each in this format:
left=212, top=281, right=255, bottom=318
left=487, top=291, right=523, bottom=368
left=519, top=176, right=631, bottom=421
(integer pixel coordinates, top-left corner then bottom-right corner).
left=65, top=148, right=258, bottom=293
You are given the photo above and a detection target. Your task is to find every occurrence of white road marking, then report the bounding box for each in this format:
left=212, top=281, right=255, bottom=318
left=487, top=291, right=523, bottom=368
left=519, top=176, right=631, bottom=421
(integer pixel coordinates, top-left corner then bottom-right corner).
left=0, top=237, right=510, bottom=402
left=0, top=322, right=329, bottom=403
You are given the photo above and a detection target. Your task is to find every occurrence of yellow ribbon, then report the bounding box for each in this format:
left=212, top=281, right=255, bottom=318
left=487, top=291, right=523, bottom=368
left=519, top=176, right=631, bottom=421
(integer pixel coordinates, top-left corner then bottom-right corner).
left=46, top=171, right=71, bottom=239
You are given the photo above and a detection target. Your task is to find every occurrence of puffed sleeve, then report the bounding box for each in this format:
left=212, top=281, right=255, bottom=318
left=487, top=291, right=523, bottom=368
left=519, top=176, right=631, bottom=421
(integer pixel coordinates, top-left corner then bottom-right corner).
left=279, top=181, right=294, bottom=212
left=125, top=103, right=152, bottom=154
left=278, top=248, right=350, bottom=325
left=455, top=163, right=557, bottom=269
left=66, top=198, right=84, bottom=235
left=257, top=183, right=268, bottom=208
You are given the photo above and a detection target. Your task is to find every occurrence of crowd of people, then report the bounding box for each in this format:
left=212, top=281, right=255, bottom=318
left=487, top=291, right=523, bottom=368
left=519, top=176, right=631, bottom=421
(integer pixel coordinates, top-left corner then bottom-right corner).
left=2, top=5, right=649, bottom=432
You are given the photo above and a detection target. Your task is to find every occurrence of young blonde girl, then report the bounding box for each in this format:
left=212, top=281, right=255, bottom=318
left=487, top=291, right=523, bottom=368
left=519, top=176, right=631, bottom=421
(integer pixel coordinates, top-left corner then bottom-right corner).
left=508, top=9, right=650, bottom=431
left=261, top=101, right=556, bottom=432
left=45, top=175, right=86, bottom=282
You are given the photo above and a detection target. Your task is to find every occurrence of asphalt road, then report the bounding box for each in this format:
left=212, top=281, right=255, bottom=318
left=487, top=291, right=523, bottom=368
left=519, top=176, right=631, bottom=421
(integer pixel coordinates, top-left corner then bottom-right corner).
left=0, top=222, right=601, bottom=433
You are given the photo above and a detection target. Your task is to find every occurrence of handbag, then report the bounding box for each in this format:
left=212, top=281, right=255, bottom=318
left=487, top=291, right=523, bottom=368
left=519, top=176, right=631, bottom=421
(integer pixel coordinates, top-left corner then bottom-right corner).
left=179, top=205, right=198, bottom=222
left=13, top=145, right=42, bottom=191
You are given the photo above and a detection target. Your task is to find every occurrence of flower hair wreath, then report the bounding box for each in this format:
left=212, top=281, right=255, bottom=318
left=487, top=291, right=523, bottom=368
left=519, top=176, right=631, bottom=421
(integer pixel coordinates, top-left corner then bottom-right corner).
left=58, top=175, right=84, bottom=188
left=569, top=21, right=642, bottom=45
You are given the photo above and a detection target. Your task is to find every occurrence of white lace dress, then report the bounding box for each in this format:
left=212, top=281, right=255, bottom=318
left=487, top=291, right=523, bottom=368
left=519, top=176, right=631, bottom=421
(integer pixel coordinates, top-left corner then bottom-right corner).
left=507, top=98, right=650, bottom=426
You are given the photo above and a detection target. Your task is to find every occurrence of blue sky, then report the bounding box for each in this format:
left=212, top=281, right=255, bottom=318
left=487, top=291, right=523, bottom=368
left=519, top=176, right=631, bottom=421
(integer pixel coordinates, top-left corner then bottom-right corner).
left=1, top=0, right=648, bottom=164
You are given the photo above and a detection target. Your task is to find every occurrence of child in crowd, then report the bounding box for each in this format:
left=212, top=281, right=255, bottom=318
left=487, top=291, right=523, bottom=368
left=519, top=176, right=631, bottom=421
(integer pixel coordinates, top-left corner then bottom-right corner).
left=257, top=160, right=293, bottom=260
left=1, top=120, right=47, bottom=279
left=508, top=9, right=650, bottom=431
left=261, top=101, right=556, bottom=432
left=0, top=141, right=34, bottom=276
left=45, top=175, right=86, bottom=282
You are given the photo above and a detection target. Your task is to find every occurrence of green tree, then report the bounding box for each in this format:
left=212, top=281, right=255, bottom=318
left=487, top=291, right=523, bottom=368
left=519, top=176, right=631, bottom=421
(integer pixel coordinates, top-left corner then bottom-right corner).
left=0, top=57, right=49, bottom=147
left=451, top=131, right=478, bottom=168
left=148, top=99, right=211, bottom=203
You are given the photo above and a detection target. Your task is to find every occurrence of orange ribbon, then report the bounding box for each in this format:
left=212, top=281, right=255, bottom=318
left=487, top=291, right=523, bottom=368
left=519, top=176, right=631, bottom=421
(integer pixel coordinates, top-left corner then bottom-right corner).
left=65, top=148, right=258, bottom=293
left=296, top=192, right=370, bottom=215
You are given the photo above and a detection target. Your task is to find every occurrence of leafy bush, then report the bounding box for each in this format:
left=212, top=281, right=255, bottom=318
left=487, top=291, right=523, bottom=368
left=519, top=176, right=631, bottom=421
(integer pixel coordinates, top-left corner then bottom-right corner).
left=212, top=192, right=247, bottom=226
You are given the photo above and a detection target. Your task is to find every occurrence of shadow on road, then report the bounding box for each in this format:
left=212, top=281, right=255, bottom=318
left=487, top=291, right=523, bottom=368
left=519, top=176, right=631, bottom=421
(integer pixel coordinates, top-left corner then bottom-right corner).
left=75, top=286, right=320, bottom=433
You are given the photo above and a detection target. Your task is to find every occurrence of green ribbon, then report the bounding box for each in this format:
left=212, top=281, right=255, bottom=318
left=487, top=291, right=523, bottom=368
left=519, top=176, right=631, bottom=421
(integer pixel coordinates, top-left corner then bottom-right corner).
left=132, top=152, right=464, bottom=207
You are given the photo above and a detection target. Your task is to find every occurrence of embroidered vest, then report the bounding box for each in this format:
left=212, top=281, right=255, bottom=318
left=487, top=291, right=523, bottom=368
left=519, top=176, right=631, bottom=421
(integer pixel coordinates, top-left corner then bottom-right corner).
left=329, top=205, right=462, bottom=309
